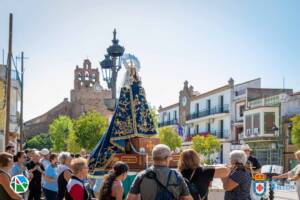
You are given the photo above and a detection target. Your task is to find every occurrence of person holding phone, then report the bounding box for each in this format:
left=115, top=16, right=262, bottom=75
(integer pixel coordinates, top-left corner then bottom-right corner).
left=222, top=150, right=252, bottom=200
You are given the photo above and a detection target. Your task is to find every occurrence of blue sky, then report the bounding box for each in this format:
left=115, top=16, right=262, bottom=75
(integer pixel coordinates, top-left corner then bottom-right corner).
left=1, top=0, right=299, bottom=120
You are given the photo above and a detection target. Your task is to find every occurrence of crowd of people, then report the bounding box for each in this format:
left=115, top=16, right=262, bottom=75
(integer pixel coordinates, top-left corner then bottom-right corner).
left=0, top=147, right=92, bottom=200
left=0, top=143, right=299, bottom=200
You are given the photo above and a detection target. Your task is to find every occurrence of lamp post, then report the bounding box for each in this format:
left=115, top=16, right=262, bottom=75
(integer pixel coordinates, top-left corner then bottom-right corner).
left=100, top=55, right=113, bottom=89
left=100, top=29, right=125, bottom=102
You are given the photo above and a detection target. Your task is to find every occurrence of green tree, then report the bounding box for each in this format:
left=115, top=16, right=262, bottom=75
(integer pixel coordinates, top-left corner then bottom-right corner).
left=150, top=106, right=158, bottom=130
left=67, top=129, right=81, bottom=153
left=158, top=127, right=181, bottom=150
left=25, top=133, right=52, bottom=150
left=291, top=114, right=300, bottom=148
left=74, top=111, right=108, bottom=151
left=49, top=115, right=74, bottom=152
left=192, top=135, right=221, bottom=164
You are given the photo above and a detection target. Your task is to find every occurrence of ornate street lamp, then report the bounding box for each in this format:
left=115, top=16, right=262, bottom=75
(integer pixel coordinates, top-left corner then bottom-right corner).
left=100, top=55, right=113, bottom=89
left=100, top=29, right=125, bottom=101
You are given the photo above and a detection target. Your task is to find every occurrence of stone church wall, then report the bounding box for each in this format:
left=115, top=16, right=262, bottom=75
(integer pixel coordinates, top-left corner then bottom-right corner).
left=24, top=59, right=113, bottom=139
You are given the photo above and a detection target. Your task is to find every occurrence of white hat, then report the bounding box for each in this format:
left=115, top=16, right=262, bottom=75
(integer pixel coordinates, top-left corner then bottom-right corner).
left=40, top=148, right=50, bottom=155
left=241, top=144, right=252, bottom=151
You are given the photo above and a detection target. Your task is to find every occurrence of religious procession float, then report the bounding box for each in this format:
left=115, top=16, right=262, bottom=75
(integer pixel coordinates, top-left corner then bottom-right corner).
left=88, top=53, right=178, bottom=176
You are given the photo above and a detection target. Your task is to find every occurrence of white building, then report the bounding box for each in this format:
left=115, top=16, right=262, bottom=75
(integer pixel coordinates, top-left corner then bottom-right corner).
left=241, top=88, right=294, bottom=166
left=158, top=103, right=179, bottom=128
left=231, top=78, right=261, bottom=146
left=0, top=64, right=22, bottom=152
left=158, top=78, right=261, bottom=164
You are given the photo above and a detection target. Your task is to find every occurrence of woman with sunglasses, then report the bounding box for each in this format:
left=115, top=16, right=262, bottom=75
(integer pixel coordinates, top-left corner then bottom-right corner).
left=12, top=151, right=31, bottom=199
left=12, top=151, right=29, bottom=176
left=0, top=152, right=22, bottom=200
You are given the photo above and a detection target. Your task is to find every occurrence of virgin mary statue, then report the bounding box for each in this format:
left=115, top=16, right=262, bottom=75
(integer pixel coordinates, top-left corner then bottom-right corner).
left=88, top=54, right=157, bottom=175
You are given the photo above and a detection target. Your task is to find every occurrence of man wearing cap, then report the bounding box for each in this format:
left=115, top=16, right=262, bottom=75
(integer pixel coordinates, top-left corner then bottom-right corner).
left=242, top=144, right=261, bottom=174
left=242, top=144, right=261, bottom=200
left=40, top=148, right=51, bottom=170
left=127, top=144, right=192, bottom=200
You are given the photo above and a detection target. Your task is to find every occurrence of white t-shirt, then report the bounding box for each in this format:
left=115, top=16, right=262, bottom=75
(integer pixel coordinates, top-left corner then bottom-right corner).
left=288, top=164, right=300, bottom=199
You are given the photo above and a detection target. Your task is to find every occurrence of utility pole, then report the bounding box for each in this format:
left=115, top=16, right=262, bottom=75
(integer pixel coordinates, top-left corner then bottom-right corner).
left=5, top=13, right=13, bottom=147
left=20, top=52, right=24, bottom=150
left=16, top=53, right=28, bottom=150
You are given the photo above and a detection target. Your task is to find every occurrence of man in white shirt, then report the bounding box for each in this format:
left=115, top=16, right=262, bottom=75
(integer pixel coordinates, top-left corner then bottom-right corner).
left=273, top=150, right=300, bottom=199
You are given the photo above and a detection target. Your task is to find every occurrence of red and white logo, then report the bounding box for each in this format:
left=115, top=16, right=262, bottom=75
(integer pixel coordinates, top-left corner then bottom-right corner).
left=253, top=181, right=267, bottom=196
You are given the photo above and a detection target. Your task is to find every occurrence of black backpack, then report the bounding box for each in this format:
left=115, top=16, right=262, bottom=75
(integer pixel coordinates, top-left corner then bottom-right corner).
left=145, top=169, right=177, bottom=200
left=183, top=170, right=205, bottom=200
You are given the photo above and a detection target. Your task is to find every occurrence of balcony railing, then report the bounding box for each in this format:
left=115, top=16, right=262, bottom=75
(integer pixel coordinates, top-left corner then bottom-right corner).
left=158, top=119, right=178, bottom=127
left=184, top=130, right=229, bottom=142
left=187, top=104, right=229, bottom=121
left=234, top=119, right=244, bottom=123
left=235, top=90, right=246, bottom=97
left=211, top=130, right=229, bottom=139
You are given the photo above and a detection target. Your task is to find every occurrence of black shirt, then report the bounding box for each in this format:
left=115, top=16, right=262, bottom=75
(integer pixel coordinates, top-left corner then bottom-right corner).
left=247, top=156, right=261, bottom=171
left=57, top=168, right=72, bottom=200
left=181, top=166, right=215, bottom=200
left=25, top=161, right=43, bottom=189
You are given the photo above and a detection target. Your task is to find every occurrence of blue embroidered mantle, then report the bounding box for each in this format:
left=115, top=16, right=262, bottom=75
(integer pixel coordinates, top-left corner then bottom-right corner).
left=89, top=79, right=156, bottom=174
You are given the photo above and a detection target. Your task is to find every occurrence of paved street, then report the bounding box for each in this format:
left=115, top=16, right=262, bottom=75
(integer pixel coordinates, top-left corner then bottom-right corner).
left=275, top=190, right=298, bottom=200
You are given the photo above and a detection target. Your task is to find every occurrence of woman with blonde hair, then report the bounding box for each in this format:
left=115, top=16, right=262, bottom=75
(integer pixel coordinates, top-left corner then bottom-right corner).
left=66, top=157, right=90, bottom=200
left=178, top=149, right=229, bottom=200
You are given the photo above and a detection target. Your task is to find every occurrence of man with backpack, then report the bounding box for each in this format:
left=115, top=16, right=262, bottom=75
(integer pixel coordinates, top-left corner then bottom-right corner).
left=127, top=144, right=193, bottom=200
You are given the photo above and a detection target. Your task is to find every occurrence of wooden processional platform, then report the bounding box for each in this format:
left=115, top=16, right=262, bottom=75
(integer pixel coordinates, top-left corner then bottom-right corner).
left=107, top=137, right=179, bottom=171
